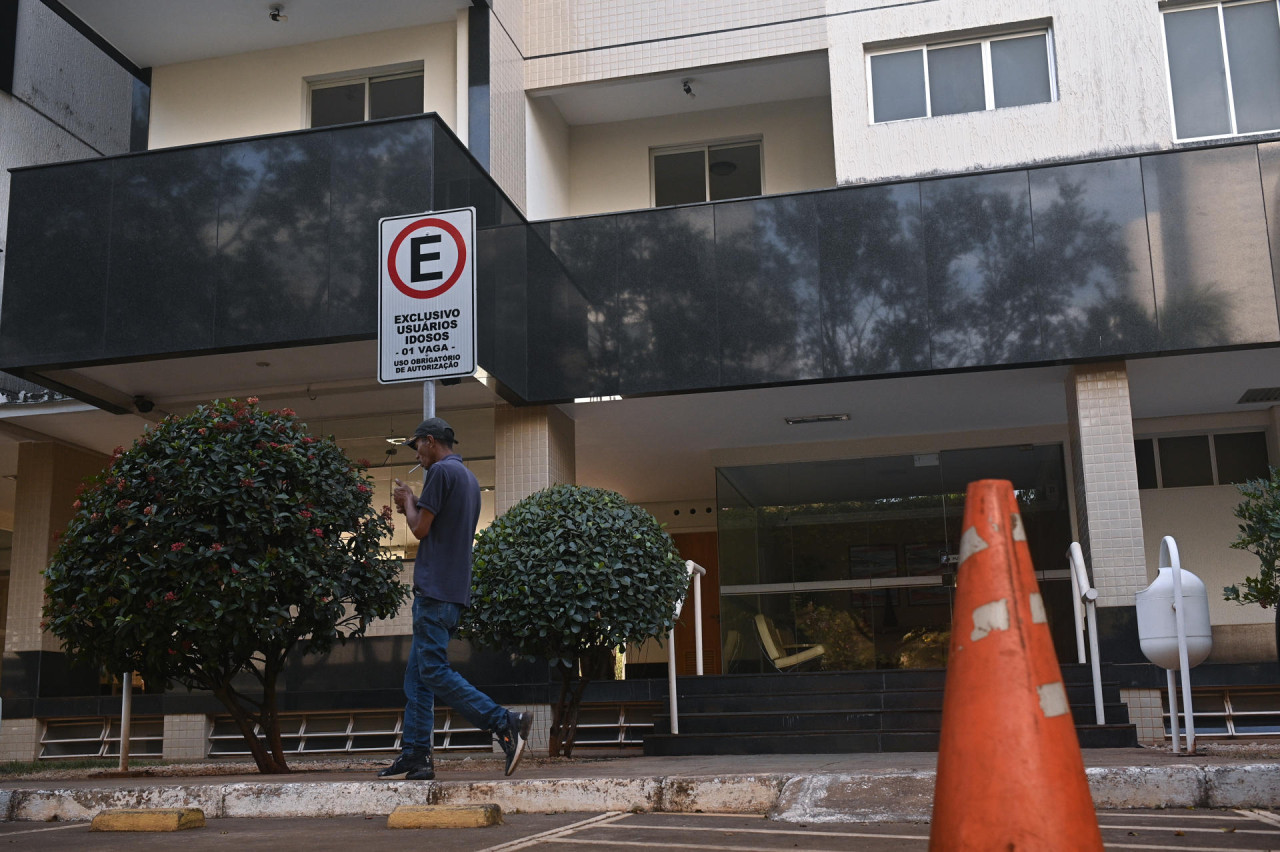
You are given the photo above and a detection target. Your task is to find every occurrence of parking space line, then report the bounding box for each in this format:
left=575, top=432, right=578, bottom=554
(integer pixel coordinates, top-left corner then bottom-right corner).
left=1100, top=839, right=1269, bottom=844
left=561, top=840, right=892, bottom=852
left=596, top=823, right=929, bottom=842
left=1098, top=822, right=1279, bottom=835
left=1104, top=811, right=1261, bottom=821
left=478, top=812, right=630, bottom=851
left=1237, top=808, right=1280, bottom=829
left=0, top=823, right=86, bottom=837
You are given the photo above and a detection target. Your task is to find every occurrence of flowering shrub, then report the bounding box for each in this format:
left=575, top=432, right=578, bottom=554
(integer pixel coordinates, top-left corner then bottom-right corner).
left=466, top=484, right=687, bottom=756
left=43, top=398, right=407, bottom=773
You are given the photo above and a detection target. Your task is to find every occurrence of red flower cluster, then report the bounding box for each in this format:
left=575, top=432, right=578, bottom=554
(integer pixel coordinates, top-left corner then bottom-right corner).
left=72, top=499, right=82, bottom=510
left=164, top=591, right=178, bottom=602
left=312, top=528, right=324, bottom=538
left=111, top=525, right=122, bottom=535
left=240, top=478, right=255, bottom=487
left=279, top=408, right=296, bottom=416
left=116, top=499, right=132, bottom=509
left=143, top=505, right=154, bottom=515
left=357, top=484, right=370, bottom=494
left=197, top=428, right=207, bottom=436
left=299, top=510, right=312, bottom=519
left=170, top=542, right=186, bottom=552
left=247, top=396, right=259, bottom=404
left=210, top=542, right=224, bottom=552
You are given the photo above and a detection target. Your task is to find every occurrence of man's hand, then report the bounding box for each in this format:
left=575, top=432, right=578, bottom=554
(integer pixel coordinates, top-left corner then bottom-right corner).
left=392, top=478, right=414, bottom=515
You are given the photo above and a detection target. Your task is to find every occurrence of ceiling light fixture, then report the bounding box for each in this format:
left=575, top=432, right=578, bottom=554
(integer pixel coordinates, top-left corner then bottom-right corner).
left=681, top=79, right=695, bottom=98
left=784, top=413, right=850, bottom=425
left=268, top=4, right=287, bottom=22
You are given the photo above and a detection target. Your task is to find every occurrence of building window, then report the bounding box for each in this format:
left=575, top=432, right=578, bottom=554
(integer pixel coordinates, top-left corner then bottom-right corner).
left=868, top=29, right=1055, bottom=124
left=309, top=70, right=424, bottom=128
left=1134, top=431, right=1269, bottom=489
left=1162, top=1, right=1280, bottom=141
left=651, top=141, right=762, bottom=207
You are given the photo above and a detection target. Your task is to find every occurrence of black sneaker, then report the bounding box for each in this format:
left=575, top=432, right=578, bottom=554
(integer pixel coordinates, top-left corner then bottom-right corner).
left=405, top=755, right=435, bottom=781
left=497, top=711, right=532, bottom=777
left=377, top=752, right=428, bottom=780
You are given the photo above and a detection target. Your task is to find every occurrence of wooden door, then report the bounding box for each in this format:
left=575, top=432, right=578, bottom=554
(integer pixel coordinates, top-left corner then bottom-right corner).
left=671, top=531, right=721, bottom=675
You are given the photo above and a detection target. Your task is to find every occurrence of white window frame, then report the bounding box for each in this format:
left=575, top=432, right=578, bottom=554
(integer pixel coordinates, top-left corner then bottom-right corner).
left=866, top=28, right=1057, bottom=125
left=649, top=137, right=765, bottom=207
left=1160, top=0, right=1280, bottom=142
left=306, top=66, right=425, bottom=127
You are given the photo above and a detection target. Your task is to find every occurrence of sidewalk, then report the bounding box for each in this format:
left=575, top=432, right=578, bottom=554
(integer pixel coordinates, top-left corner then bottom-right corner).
left=4, top=747, right=1280, bottom=823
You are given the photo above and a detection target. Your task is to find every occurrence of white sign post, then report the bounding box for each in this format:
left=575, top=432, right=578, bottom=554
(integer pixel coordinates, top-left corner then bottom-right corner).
left=377, top=207, right=476, bottom=384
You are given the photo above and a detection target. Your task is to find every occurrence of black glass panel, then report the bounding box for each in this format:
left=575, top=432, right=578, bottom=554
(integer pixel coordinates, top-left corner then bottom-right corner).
left=1159, top=434, right=1213, bottom=487
left=216, top=133, right=333, bottom=348
left=549, top=216, right=621, bottom=397
left=708, top=144, right=761, bottom=202
left=654, top=150, right=706, bottom=207
left=1214, top=431, right=1269, bottom=484
left=311, top=83, right=364, bottom=128
left=817, top=183, right=929, bottom=376
left=616, top=205, right=719, bottom=394
left=369, top=74, right=424, bottom=121
left=717, top=195, right=821, bottom=385
left=1141, top=146, right=1279, bottom=349
left=327, top=119, right=435, bottom=338
left=106, top=147, right=221, bottom=355
left=527, top=225, right=586, bottom=401
left=0, top=163, right=112, bottom=365
left=1259, top=142, right=1280, bottom=310
left=476, top=223, right=528, bottom=397
left=1030, top=158, right=1158, bottom=358
left=921, top=171, right=1040, bottom=368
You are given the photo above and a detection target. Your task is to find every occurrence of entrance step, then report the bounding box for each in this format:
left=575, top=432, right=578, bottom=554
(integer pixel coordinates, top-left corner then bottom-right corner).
left=642, top=666, right=1138, bottom=755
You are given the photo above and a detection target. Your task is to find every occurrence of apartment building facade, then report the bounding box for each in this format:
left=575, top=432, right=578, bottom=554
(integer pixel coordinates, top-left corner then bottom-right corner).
left=1, top=0, right=1279, bottom=760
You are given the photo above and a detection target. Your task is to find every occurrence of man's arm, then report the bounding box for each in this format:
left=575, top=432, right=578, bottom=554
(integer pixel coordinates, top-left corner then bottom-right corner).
left=393, top=477, right=437, bottom=541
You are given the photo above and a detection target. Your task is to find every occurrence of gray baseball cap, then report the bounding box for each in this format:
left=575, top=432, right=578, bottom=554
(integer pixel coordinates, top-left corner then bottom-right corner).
left=404, top=417, right=457, bottom=448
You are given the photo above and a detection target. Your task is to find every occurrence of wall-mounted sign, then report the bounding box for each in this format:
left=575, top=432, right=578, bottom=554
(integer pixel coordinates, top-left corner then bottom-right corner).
left=377, top=207, right=476, bottom=384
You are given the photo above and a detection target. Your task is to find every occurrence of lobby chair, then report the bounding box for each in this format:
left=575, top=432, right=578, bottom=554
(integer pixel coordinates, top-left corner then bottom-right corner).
left=754, top=613, right=825, bottom=671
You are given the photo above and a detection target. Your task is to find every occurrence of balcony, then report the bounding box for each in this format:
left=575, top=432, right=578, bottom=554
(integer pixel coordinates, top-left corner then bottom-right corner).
left=4, top=119, right=1280, bottom=408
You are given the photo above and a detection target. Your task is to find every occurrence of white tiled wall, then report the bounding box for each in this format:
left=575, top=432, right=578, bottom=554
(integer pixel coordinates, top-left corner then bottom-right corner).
left=495, top=405, right=576, bottom=514
left=1120, top=687, right=1167, bottom=746
left=490, top=21, right=528, bottom=212
left=1067, top=364, right=1147, bottom=608
left=162, top=714, right=211, bottom=761
left=0, top=718, right=40, bottom=763
left=525, top=0, right=827, bottom=90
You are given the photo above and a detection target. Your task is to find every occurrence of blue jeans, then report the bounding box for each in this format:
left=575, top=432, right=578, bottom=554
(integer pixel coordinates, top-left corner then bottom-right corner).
left=401, top=596, right=508, bottom=756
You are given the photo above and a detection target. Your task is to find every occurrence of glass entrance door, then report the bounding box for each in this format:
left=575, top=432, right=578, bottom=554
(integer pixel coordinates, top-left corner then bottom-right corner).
left=717, top=444, right=1072, bottom=673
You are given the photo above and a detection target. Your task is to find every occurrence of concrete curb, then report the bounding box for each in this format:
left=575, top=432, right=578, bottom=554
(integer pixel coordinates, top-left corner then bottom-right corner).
left=5, top=764, right=1280, bottom=823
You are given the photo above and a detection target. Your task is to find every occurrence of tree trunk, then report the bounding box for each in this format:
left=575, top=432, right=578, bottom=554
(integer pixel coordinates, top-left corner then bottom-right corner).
left=260, top=662, right=290, bottom=772
left=212, top=684, right=291, bottom=774
left=547, top=648, right=615, bottom=758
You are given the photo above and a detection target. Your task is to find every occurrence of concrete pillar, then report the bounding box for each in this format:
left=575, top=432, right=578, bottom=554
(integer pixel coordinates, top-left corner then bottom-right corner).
left=1066, top=363, right=1148, bottom=607
left=1, top=441, right=107, bottom=760
left=494, top=404, right=575, bottom=514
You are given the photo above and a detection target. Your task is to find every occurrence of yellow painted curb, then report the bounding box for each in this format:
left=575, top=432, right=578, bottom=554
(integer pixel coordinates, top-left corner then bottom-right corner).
left=387, top=803, right=503, bottom=829
left=90, top=808, right=206, bottom=832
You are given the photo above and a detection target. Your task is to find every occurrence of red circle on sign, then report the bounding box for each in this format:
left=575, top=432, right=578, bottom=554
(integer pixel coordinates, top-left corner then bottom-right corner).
left=386, top=217, right=468, bottom=300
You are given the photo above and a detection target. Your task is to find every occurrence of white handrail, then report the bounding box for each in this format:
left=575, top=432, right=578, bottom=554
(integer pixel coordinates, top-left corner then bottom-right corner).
left=666, top=560, right=708, bottom=735
left=1067, top=543, right=1105, bottom=726
left=1161, top=536, right=1196, bottom=754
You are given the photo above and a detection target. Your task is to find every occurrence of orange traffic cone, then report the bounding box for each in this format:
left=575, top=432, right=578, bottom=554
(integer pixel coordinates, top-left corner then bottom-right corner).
left=929, top=480, right=1103, bottom=851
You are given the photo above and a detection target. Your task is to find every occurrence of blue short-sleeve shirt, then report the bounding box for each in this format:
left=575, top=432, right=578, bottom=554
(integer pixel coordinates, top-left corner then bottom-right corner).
left=412, top=454, right=481, bottom=606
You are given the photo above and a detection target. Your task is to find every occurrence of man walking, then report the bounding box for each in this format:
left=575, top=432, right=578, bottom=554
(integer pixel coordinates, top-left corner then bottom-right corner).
left=379, top=416, right=532, bottom=781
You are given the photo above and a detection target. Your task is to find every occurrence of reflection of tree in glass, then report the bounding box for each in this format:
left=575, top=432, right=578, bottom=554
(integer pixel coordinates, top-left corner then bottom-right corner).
left=816, top=186, right=928, bottom=376
left=923, top=179, right=1039, bottom=366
